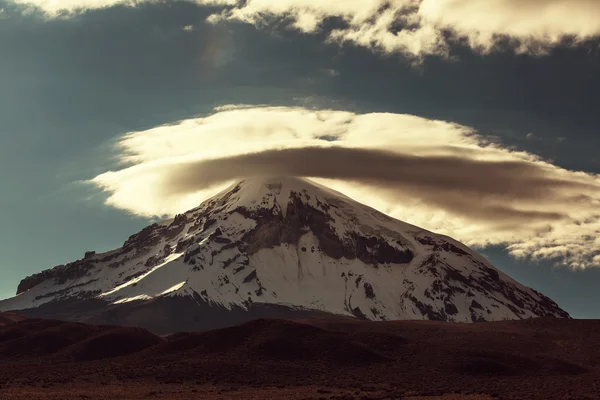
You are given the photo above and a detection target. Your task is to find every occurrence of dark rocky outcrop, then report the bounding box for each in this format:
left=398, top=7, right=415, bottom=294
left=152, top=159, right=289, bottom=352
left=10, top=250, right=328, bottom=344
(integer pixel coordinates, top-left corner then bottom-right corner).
left=17, top=274, right=49, bottom=295
left=364, top=282, right=376, bottom=299
left=17, top=259, right=96, bottom=295
left=238, top=192, right=413, bottom=266
left=122, top=224, right=166, bottom=252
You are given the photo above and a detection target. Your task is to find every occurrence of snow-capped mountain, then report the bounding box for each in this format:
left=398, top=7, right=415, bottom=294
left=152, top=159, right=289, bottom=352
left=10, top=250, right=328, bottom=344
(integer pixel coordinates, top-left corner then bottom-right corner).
left=0, top=177, right=568, bottom=333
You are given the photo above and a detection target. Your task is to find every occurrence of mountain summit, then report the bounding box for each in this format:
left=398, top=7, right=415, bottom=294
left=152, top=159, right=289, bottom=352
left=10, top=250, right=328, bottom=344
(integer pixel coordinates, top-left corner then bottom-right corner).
left=0, top=177, right=568, bottom=333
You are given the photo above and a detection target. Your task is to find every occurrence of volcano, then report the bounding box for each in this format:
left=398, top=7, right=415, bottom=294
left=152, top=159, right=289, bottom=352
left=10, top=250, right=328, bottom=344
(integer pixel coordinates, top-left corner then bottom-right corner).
left=0, top=177, right=568, bottom=334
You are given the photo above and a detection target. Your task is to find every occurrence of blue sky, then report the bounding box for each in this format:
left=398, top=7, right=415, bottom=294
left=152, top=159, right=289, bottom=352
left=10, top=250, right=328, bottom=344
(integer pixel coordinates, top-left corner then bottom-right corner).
left=1, top=0, right=600, bottom=318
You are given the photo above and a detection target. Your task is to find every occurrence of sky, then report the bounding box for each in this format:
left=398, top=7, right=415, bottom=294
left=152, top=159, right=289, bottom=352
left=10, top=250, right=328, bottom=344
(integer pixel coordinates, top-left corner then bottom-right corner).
left=1, top=0, right=599, bottom=318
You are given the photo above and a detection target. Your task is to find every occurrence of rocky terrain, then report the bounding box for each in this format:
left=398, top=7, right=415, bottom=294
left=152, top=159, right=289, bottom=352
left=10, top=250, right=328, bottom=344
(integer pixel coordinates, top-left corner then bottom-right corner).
left=0, top=313, right=598, bottom=400
left=0, top=177, right=568, bottom=333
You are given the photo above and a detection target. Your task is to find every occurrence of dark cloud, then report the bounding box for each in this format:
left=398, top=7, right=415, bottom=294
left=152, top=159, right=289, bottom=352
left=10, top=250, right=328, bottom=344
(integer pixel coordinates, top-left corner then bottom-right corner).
left=163, top=146, right=593, bottom=224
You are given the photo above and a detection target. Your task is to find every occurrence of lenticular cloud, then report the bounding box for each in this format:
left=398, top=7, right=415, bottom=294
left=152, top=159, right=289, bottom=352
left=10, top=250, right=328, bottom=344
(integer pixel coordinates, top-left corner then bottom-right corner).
left=90, top=105, right=600, bottom=269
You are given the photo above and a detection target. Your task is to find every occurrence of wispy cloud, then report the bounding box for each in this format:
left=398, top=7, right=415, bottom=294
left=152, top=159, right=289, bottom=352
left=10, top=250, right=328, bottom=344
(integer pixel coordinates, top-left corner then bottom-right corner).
left=91, top=105, right=600, bottom=269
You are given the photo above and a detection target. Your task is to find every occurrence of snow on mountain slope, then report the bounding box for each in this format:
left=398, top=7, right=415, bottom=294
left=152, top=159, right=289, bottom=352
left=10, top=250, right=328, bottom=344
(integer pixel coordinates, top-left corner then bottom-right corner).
left=0, top=176, right=569, bottom=327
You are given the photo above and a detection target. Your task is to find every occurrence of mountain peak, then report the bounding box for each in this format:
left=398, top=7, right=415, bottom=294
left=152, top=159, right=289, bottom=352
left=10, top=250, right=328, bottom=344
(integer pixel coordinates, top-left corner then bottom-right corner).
left=0, top=176, right=569, bottom=333
left=238, top=175, right=312, bottom=187
left=214, top=175, right=354, bottom=214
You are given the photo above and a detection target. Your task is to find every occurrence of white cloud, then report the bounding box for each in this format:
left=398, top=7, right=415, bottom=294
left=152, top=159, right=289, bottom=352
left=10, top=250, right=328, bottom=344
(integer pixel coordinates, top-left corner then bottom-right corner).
left=216, top=0, right=447, bottom=58
left=419, top=0, right=600, bottom=50
left=12, top=0, right=127, bottom=13
left=14, top=0, right=600, bottom=56
left=12, top=0, right=235, bottom=15
left=91, top=105, right=600, bottom=269
left=214, top=0, right=600, bottom=57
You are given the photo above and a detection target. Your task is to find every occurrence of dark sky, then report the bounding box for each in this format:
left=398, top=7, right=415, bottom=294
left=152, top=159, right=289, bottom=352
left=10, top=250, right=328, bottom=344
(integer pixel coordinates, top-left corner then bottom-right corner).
left=0, top=0, right=599, bottom=318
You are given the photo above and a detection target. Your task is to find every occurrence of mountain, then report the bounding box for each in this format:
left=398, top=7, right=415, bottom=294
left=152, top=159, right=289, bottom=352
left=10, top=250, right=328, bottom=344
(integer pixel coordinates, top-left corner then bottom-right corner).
left=0, top=177, right=568, bottom=333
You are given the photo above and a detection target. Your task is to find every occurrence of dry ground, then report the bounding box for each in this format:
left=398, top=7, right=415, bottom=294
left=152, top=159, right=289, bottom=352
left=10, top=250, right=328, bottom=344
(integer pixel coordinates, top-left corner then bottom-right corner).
left=1, top=314, right=599, bottom=400
left=0, top=383, right=498, bottom=400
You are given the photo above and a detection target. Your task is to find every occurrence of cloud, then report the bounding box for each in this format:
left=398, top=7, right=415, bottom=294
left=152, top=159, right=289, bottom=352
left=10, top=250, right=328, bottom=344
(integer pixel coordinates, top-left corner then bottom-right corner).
left=10, top=0, right=235, bottom=15
left=211, top=0, right=600, bottom=57
left=91, top=105, right=600, bottom=269
left=419, top=0, right=600, bottom=50
left=11, top=0, right=600, bottom=57
left=212, top=0, right=449, bottom=58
